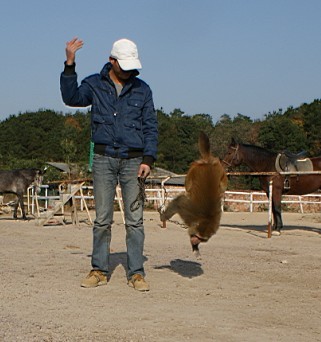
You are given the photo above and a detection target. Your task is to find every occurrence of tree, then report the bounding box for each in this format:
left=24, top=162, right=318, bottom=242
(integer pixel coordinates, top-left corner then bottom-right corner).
left=0, top=109, right=91, bottom=170
left=0, top=110, right=65, bottom=166
left=258, top=111, right=308, bottom=153
left=284, top=100, right=321, bottom=156
left=156, top=108, right=200, bottom=173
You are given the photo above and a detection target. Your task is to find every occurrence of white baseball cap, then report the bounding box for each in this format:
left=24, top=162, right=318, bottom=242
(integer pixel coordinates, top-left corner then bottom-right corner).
left=110, top=38, right=142, bottom=71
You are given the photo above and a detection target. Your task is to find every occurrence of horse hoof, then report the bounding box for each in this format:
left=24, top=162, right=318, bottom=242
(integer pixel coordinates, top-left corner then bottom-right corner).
left=272, top=231, right=281, bottom=236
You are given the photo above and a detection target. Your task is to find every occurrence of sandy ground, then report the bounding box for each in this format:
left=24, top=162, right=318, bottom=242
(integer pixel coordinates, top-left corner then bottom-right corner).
left=0, top=209, right=321, bottom=342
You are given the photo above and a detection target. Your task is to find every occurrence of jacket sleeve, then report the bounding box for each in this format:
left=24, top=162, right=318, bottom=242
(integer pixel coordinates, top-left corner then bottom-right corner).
left=60, top=65, right=93, bottom=107
left=142, top=86, right=158, bottom=162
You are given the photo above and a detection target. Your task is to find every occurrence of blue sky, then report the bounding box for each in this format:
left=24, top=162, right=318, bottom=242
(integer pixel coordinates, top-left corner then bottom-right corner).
left=1, top=0, right=321, bottom=123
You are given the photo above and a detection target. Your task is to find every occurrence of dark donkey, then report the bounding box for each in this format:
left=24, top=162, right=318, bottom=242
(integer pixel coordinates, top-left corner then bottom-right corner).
left=222, top=139, right=321, bottom=233
left=0, top=168, right=44, bottom=220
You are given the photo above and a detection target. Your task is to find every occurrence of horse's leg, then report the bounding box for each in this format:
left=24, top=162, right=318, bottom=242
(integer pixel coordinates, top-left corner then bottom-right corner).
left=272, top=195, right=283, bottom=232
left=17, top=193, right=27, bottom=220
left=13, top=199, right=18, bottom=219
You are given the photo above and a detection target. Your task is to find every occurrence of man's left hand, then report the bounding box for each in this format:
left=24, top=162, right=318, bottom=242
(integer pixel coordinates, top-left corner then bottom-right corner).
left=138, top=164, right=150, bottom=178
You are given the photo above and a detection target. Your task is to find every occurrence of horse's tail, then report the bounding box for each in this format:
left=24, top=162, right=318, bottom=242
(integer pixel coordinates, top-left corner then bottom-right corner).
left=198, top=131, right=211, bottom=160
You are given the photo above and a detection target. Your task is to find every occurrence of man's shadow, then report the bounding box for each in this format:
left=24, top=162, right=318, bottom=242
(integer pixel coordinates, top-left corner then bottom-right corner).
left=87, top=253, right=203, bottom=279
left=154, top=259, right=203, bottom=279
left=91, top=252, right=148, bottom=278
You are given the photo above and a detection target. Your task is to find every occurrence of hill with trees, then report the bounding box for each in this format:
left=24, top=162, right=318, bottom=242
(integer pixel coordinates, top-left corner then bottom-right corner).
left=0, top=100, right=320, bottom=186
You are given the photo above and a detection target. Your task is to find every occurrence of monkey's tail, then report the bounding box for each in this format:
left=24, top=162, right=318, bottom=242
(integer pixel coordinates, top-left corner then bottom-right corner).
left=198, top=131, right=211, bottom=160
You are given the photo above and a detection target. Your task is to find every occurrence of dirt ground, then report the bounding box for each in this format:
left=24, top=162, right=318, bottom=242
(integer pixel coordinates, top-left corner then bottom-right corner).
left=0, top=209, right=320, bottom=342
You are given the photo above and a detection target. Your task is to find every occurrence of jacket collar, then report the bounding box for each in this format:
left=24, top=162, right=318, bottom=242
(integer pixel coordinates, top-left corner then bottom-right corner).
left=100, top=62, right=139, bottom=82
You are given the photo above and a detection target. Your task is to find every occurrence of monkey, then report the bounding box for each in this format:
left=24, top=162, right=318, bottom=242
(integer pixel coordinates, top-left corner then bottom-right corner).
left=159, top=131, right=228, bottom=257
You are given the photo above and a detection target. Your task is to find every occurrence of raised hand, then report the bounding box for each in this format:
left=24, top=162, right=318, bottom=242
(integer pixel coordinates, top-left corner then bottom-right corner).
left=65, top=37, right=84, bottom=65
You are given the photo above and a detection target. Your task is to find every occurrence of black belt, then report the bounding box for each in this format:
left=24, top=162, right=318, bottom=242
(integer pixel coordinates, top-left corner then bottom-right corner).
left=94, top=144, right=143, bottom=158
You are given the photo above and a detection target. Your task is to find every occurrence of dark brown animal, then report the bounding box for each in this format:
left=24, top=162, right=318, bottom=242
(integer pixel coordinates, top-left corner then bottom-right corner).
left=0, top=168, right=43, bottom=220
left=160, top=132, right=228, bottom=256
left=222, top=139, right=321, bottom=233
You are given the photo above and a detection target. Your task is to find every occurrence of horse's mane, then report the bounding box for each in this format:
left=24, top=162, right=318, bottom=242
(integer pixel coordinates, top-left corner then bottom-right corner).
left=241, top=143, right=276, bottom=156
left=16, top=168, right=41, bottom=182
left=240, top=143, right=277, bottom=167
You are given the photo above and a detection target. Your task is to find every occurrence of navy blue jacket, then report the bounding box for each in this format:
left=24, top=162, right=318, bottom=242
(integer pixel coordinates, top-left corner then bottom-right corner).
left=60, top=63, right=158, bottom=164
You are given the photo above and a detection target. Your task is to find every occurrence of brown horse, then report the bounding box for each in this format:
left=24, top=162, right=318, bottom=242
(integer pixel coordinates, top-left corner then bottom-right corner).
left=222, top=139, right=321, bottom=233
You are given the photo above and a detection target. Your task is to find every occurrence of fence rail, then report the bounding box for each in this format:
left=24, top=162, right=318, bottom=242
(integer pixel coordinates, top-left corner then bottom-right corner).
left=223, top=191, right=321, bottom=213
left=23, top=171, right=320, bottom=239
left=28, top=184, right=321, bottom=215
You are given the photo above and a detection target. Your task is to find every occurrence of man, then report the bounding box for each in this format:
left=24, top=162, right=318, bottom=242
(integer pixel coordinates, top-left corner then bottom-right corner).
left=60, top=37, right=158, bottom=291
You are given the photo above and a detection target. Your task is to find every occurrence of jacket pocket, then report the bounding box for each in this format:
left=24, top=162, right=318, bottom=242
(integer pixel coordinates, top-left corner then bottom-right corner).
left=128, top=98, right=144, bottom=108
left=92, top=114, right=114, bottom=144
left=123, top=121, right=143, bottom=148
left=92, top=114, right=107, bottom=124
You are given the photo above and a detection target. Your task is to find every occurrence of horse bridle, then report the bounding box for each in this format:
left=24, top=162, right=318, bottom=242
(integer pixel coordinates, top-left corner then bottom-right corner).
left=221, top=145, right=239, bottom=168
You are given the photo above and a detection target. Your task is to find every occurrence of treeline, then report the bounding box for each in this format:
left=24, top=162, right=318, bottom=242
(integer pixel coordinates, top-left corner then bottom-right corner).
left=0, top=100, right=320, bottom=184
left=156, top=100, right=321, bottom=173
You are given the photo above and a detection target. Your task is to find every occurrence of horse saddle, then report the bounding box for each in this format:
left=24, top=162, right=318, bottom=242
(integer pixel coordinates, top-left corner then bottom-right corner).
left=275, top=150, right=313, bottom=173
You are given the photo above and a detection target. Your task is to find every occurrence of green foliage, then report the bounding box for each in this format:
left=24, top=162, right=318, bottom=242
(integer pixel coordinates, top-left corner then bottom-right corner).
left=211, top=113, right=260, bottom=159
left=0, top=110, right=64, bottom=164
left=62, top=111, right=91, bottom=163
left=0, top=109, right=91, bottom=179
left=156, top=108, right=208, bottom=173
left=283, top=100, right=321, bottom=156
left=0, top=99, right=320, bottom=186
left=258, top=110, right=308, bottom=153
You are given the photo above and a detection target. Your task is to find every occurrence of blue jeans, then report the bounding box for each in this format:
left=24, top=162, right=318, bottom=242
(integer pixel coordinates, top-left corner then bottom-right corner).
left=91, top=154, right=145, bottom=279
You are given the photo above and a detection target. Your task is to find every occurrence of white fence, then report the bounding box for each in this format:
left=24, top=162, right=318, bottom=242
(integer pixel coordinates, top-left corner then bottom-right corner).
left=223, top=190, right=321, bottom=213
left=28, top=184, right=321, bottom=215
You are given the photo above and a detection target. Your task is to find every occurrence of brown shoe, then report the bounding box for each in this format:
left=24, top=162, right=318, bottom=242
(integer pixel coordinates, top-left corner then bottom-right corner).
left=81, top=270, right=107, bottom=288
left=128, top=274, right=150, bottom=291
